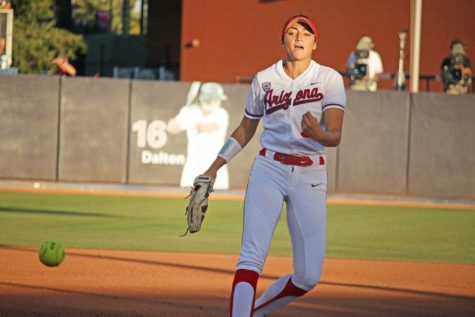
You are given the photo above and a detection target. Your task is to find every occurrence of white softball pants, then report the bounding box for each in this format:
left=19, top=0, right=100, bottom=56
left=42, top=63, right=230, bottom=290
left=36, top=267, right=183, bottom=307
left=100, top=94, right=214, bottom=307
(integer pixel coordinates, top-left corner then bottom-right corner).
left=236, top=152, right=328, bottom=291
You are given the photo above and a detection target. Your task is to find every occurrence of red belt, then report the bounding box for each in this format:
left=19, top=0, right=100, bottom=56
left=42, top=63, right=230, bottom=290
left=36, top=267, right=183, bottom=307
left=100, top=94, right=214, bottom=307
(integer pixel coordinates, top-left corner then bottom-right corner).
left=259, top=148, right=324, bottom=166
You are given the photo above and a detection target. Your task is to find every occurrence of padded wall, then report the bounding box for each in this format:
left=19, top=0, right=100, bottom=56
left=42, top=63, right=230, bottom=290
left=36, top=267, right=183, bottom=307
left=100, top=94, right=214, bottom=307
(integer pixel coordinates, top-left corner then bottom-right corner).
left=58, top=77, right=129, bottom=183
left=337, top=91, right=411, bottom=194
left=408, top=94, right=475, bottom=199
left=0, top=75, right=60, bottom=180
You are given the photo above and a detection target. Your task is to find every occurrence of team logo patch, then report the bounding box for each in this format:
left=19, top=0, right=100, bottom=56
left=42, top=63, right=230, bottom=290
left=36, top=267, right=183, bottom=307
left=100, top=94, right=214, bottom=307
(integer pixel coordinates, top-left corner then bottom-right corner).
left=262, top=82, right=272, bottom=92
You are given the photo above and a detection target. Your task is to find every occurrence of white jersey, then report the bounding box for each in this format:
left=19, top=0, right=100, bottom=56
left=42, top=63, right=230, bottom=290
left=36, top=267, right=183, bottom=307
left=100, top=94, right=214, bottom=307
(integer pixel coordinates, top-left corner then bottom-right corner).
left=244, top=60, right=346, bottom=155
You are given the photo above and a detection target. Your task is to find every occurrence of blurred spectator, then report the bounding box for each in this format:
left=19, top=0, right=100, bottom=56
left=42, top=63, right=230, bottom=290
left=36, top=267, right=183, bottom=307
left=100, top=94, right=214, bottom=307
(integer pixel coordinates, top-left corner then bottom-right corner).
left=0, top=0, right=10, bottom=69
left=0, top=37, right=6, bottom=69
left=0, top=0, right=11, bottom=9
left=440, top=39, right=472, bottom=95
left=0, top=36, right=5, bottom=55
left=346, top=35, right=383, bottom=91
left=52, top=55, right=77, bottom=76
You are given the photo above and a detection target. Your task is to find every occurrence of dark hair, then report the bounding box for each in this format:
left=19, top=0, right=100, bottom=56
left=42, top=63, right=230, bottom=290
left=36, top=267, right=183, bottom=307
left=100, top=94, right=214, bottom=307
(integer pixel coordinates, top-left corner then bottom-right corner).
left=298, top=21, right=315, bottom=34
left=450, top=39, right=465, bottom=50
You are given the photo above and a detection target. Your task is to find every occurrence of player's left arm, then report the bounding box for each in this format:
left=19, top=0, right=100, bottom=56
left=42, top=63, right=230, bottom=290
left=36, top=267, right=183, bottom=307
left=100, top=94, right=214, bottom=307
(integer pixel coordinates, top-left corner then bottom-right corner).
left=302, top=71, right=345, bottom=147
left=301, top=109, right=344, bottom=147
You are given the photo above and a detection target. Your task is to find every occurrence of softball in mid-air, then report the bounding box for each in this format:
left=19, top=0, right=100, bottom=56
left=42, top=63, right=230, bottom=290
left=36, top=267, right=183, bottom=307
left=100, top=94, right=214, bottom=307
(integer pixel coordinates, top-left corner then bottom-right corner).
left=39, top=240, right=65, bottom=267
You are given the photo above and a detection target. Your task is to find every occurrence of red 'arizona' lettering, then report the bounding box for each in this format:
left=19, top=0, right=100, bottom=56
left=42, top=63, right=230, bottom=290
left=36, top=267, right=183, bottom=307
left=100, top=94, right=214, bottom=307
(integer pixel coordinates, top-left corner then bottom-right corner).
left=294, top=88, right=323, bottom=106
left=264, top=87, right=324, bottom=114
left=264, top=89, right=292, bottom=114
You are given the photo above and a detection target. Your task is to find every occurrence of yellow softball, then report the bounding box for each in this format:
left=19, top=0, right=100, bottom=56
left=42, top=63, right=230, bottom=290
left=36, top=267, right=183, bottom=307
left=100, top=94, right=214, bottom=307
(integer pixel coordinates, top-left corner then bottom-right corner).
left=39, top=240, right=65, bottom=267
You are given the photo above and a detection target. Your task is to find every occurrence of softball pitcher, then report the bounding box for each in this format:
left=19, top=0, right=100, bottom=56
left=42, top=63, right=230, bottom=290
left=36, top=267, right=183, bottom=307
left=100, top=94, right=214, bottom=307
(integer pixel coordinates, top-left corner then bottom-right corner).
left=202, top=14, right=346, bottom=316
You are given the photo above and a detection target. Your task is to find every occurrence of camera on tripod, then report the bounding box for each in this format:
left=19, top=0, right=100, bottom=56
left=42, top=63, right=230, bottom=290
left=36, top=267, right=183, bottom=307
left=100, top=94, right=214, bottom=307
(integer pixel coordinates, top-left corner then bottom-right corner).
left=346, top=35, right=383, bottom=92
left=448, top=68, right=462, bottom=82
left=444, top=53, right=469, bottom=85
left=353, top=63, right=367, bottom=78
left=352, top=49, right=369, bottom=79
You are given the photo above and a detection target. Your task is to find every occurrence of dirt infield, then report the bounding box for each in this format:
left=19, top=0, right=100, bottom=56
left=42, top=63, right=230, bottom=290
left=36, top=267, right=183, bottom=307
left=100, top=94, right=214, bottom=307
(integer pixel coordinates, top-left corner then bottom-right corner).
left=1, top=247, right=474, bottom=317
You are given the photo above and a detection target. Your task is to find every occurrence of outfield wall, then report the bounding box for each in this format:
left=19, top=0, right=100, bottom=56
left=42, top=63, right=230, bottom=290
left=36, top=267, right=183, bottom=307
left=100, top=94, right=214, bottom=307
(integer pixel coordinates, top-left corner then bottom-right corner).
left=0, top=76, right=474, bottom=200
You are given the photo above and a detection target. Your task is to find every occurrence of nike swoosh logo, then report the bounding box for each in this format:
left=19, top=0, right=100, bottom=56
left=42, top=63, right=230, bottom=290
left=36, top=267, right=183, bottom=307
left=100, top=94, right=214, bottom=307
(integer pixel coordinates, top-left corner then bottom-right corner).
left=310, top=82, right=320, bottom=85
left=311, top=184, right=318, bottom=187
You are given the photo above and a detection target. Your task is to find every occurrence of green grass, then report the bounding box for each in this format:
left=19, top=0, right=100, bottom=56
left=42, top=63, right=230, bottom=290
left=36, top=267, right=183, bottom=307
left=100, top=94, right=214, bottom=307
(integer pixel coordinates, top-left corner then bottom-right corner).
left=1, top=192, right=474, bottom=264
left=326, top=205, right=475, bottom=263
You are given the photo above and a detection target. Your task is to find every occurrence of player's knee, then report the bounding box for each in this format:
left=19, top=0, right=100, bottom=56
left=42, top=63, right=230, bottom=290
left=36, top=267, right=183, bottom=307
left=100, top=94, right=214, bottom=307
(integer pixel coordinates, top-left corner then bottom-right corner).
left=293, top=271, right=321, bottom=290
left=304, top=275, right=320, bottom=290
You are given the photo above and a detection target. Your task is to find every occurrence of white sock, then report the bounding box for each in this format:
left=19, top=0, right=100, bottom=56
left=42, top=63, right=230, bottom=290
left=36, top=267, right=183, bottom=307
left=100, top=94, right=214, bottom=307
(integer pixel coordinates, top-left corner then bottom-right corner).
left=230, top=269, right=259, bottom=317
left=232, top=282, right=255, bottom=316
left=254, top=275, right=307, bottom=317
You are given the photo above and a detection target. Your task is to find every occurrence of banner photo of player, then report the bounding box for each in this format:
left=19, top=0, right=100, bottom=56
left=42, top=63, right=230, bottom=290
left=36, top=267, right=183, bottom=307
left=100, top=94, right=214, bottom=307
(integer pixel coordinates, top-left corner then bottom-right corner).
left=167, top=82, right=230, bottom=190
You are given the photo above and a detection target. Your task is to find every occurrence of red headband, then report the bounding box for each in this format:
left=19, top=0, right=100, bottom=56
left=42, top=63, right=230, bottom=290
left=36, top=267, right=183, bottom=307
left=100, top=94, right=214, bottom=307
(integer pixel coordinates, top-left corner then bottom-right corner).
left=281, top=15, right=318, bottom=40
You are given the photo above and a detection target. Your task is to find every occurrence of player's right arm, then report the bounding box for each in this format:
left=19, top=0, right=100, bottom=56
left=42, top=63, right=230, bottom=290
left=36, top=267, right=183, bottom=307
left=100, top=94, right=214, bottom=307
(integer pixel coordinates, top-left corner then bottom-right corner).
left=203, top=116, right=259, bottom=180
left=230, top=116, right=260, bottom=148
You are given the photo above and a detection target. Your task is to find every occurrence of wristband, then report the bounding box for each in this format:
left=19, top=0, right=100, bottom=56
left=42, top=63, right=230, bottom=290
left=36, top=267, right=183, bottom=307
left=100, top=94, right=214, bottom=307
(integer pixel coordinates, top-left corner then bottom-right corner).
left=218, top=137, right=242, bottom=162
